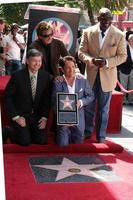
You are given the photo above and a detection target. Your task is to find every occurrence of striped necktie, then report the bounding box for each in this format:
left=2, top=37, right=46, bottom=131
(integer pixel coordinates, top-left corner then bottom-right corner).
left=31, top=75, right=36, bottom=99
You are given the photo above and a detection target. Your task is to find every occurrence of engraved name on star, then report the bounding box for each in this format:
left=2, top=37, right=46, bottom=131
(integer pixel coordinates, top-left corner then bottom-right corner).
left=34, top=157, right=106, bottom=181
left=60, top=96, right=74, bottom=110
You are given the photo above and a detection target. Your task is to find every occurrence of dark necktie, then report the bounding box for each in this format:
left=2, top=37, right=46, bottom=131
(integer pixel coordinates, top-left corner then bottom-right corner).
left=101, top=31, right=105, bottom=38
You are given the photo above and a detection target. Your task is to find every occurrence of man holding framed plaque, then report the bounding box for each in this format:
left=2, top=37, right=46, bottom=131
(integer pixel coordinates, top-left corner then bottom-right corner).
left=57, top=93, right=78, bottom=126
left=52, top=56, right=94, bottom=147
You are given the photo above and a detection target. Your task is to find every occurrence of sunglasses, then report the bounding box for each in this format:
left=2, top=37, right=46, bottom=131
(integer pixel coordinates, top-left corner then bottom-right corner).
left=12, top=27, right=19, bottom=30
left=41, top=33, right=53, bottom=38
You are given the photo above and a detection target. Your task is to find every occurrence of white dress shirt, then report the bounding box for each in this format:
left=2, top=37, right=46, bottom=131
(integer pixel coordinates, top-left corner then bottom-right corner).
left=98, top=24, right=110, bottom=49
left=63, top=75, right=83, bottom=108
left=4, top=32, right=25, bottom=60
left=98, top=24, right=110, bottom=67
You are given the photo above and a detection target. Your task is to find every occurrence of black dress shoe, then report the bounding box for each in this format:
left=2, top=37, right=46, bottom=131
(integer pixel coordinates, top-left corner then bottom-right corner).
left=2, top=127, right=13, bottom=144
left=97, top=138, right=105, bottom=143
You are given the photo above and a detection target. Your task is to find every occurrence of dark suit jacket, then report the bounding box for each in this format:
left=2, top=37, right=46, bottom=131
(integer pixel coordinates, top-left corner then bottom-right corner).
left=118, top=44, right=132, bottom=75
left=28, top=38, right=69, bottom=76
left=4, top=67, right=52, bottom=120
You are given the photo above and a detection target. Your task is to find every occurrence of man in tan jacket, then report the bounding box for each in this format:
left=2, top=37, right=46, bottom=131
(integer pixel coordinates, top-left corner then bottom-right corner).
left=78, top=8, right=127, bottom=143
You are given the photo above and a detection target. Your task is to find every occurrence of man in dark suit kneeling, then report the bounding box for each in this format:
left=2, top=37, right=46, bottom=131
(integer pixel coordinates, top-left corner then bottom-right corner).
left=4, top=49, right=52, bottom=146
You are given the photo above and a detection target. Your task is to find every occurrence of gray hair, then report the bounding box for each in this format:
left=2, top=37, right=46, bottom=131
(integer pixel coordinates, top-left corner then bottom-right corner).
left=128, top=34, right=133, bottom=41
left=26, top=49, right=43, bottom=59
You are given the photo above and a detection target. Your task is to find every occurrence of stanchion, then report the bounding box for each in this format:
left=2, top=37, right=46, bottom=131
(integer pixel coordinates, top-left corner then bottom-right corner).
left=117, top=80, right=133, bottom=94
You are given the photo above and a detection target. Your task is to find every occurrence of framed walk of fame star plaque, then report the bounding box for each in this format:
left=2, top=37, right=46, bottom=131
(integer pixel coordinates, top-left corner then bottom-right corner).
left=57, top=93, right=79, bottom=125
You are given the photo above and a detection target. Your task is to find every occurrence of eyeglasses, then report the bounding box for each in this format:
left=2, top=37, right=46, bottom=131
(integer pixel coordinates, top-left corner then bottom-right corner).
left=41, top=33, right=53, bottom=38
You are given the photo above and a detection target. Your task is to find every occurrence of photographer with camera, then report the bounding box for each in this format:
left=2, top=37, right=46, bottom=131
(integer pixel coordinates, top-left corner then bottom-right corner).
left=4, top=23, right=25, bottom=75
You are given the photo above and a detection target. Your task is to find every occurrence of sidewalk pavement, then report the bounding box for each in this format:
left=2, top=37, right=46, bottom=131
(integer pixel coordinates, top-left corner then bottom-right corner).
left=108, top=105, right=133, bottom=155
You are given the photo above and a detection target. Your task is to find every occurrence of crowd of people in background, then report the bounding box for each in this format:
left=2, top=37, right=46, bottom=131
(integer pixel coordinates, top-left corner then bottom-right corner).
left=117, top=32, right=133, bottom=105
left=1, top=7, right=133, bottom=146
left=0, top=18, right=27, bottom=76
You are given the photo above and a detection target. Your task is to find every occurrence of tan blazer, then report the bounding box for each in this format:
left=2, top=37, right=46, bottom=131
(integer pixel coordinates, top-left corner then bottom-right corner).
left=78, top=24, right=127, bottom=92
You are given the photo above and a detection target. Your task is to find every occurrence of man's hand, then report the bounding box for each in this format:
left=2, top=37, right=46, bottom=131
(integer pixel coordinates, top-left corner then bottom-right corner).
left=15, top=117, right=26, bottom=127
left=13, top=35, right=19, bottom=45
left=13, top=34, right=17, bottom=41
left=55, top=76, right=64, bottom=82
left=64, top=124, right=74, bottom=128
left=5, top=59, right=12, bottom=65
left=76, top=73, right=84, bottom=79
left=38, top=118, right=47, bottom=129
left=77, top=100, right=81, bottom=109
left=92, top=57, right=106, bottom=68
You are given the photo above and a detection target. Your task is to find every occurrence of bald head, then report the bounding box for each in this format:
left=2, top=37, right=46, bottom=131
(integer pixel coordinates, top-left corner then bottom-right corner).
left=99, top=8, right=113, bottom=19
left=98, top=7, right=113, bottom=32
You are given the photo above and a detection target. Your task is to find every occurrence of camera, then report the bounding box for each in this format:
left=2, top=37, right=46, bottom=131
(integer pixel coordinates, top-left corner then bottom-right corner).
left=95, top=58, right=103, bottom=62
left=0, top=46, right=4, bottom=54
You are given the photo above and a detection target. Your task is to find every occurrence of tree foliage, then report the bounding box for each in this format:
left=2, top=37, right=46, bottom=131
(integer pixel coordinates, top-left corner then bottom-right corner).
left=0, top=0, right=129, bottom=25
left=89, top=0, right=128, bottom=11
left=54, top=0, right=80, bottom=8
left=55, top=0, right=128, bottom=24
left=0, top=3, right=28, bottom=25
left=83, top=0, right=128, bottom=24
left=0, top=1, right=55, bottom=25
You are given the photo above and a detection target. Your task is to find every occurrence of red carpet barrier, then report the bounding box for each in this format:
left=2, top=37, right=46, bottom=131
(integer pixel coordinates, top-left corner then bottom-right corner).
left=0, top=76, right=11, bottom=127
left=0, top=76, right=123, bottom=134
left=107, top=90, right=123, bottom=133
left=117, top=80, right=133, bottom=93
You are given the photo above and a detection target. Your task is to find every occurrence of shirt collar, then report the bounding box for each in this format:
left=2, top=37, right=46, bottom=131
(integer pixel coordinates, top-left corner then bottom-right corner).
left=63, top=75, right=76, bottom=84
left=29, top=70, right=38, bottom=79
left=98, top=23, right=110, bottom=35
